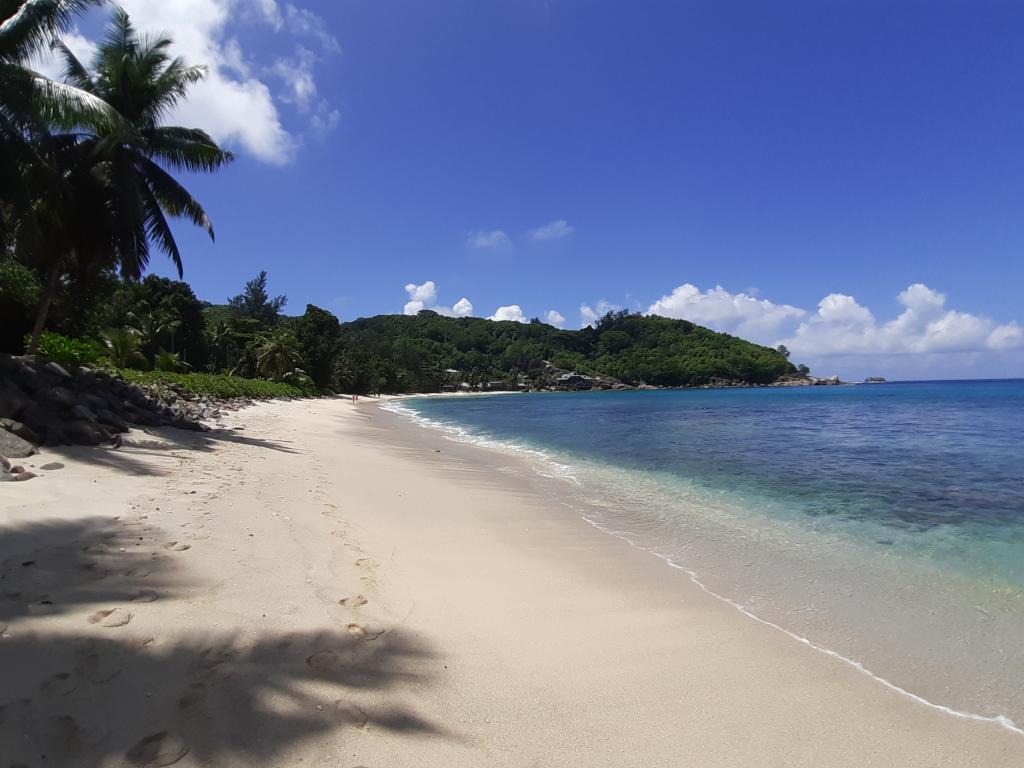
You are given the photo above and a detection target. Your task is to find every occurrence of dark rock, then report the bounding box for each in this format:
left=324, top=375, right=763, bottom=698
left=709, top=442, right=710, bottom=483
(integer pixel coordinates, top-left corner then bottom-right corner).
left=41, top=386, right=76, bottom=409
left=0, top=419, right=41, bottom=445
left=0, top=384, right=32, bottom=420
left=96, top=409, right=130, bottom=433
left=70, top=404, right=98, bottom=422
left=12, top=361, right=43, bottom=391
left=63, top=419, right=104, bottom=446
left=40, top=462, right=65, bottom=471
left=0, top=429, right=37, bottom=458
left=78, top=392, right=110, bottom=411
left=43, top=361, right=72, bottom=379
left=12, top=471, right=37, bottom=481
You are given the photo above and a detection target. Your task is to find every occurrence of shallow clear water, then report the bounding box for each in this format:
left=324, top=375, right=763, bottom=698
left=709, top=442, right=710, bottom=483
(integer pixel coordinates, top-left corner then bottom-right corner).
left=387, top=382, right=1024, bottom=730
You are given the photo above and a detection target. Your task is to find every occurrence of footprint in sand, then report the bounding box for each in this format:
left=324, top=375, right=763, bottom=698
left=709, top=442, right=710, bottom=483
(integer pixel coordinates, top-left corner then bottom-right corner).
left=40, top=671, right=78, bottom=697
left=354, top=557, right=377, bottom=570
left=163, top=542, right=191, bottom=552
left=338, top=595, right=368, bottom=608
left=333, top=701, right=369, bottom=728
left=88, top=608, right=133, bottom=628
left=177, top=682, right=206, bottom=710
left=345, top=623, right=385, bottom=641
left=125, top=731, right=189, bottom=767
left=306, top=650, right=343, bottom=673
left=77, top=653, right=123, bottom=684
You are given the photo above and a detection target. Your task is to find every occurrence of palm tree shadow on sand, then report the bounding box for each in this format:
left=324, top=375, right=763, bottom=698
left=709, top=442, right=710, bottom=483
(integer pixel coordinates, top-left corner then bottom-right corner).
left=0, top=518, right=451, bottom=766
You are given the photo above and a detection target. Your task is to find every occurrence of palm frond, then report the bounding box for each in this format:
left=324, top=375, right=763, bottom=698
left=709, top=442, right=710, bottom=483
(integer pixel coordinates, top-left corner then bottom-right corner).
left=0, top=0, right=100, bottom=63
left=138, top=154, right=214, bottom=240
left=138, top=175, right=184, bottom=277
left=52, top=37, right=90, bottom=89
left=143, top=125, right=234, bottom=173
left=31, top=72, right=120, bottom=130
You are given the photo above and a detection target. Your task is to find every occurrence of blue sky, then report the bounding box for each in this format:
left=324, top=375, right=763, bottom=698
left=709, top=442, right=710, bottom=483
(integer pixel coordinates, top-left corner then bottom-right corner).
left=54, top=1, right=1024, bottom=379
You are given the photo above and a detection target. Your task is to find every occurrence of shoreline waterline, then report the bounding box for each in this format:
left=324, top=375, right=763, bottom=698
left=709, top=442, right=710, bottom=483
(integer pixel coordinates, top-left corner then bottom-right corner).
left=380, top=388, right=1024, bottom=737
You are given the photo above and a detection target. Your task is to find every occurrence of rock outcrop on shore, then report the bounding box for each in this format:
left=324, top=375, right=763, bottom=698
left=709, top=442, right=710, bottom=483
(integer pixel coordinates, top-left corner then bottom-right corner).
left=0, top=355, right=244, bottom=454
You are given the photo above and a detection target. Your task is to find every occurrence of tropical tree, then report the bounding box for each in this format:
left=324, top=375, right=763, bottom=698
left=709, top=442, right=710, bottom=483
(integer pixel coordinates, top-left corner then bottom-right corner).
left=24, top=7, right=233, bottom=351
left=153, top=348, right=189, bottom=372
left=127, top=301, right=180, bottom=358
left=256, top=331, right=303, bottom=382
left=1, top=0, right=112, bottom=227
left=101, top=326, right=146, bottom=368
left=229, top=270, right=287, bottom=327
left=207, top=320, right=240, bottom=370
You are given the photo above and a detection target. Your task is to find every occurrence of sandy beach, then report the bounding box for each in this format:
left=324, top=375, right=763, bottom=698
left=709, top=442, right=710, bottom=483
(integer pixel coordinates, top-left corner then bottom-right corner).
left=1, top=396, right=1022, bottom=767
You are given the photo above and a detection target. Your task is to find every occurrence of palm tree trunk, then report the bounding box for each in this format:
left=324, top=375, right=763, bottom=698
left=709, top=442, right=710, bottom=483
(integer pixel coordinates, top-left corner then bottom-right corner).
left=27, top=262, right=62, bottom=354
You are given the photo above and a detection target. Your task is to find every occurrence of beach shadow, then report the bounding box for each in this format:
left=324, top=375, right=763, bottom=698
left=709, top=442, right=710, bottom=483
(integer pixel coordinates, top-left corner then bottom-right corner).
left=40, top=425, right=302, bottom=478
left=0, top=517, right=185, bottom=623
left=0, top=627, right=445, bottom=766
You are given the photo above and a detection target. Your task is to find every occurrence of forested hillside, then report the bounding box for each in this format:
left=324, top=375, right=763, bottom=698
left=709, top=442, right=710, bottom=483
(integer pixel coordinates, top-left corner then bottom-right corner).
left=333, top=309, right=796, bottom=393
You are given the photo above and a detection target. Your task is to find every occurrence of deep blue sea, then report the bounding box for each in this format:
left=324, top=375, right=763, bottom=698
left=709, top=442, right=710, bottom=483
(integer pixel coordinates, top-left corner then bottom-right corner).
left=387, top=381, right=1024, bottom=731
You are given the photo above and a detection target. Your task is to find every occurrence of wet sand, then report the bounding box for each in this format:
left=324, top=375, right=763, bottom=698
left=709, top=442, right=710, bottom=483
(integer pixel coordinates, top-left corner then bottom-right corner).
left=1, top=396, right=1021, bottom=766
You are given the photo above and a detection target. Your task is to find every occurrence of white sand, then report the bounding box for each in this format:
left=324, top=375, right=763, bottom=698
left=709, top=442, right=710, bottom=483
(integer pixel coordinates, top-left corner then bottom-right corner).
left=1, top=397, right=1021, bottom=767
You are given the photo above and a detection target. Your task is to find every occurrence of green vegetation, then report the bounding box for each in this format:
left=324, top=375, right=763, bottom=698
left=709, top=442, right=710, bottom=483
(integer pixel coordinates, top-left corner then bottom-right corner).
left=334, top=310, right=795, bottom=392
left=28, top=331, right=106, bottom=369
left=113, top=370, right=311, bottom=400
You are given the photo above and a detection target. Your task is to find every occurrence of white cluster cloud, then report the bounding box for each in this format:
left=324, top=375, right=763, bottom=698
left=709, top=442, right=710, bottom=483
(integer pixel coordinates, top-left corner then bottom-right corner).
left=642, top=280, right=1023, bottom=376
left=490, top=305, right=528, bottom=323
left=401, top=282, right=535, bottom=323
left=35, top=0, right=340, bottom=164
left=403, top=281, right=473, bottom=317
left=545, top=310, right=566, bottom=328
left=580, top=300, right=621, bottom=328
left=530, top=219, right=574, bottom=241
left=779, top=283, right=1024, bottom=357
left=647, top=284, right=806, bottom=339
left=467, top=230, right=512, bottom=250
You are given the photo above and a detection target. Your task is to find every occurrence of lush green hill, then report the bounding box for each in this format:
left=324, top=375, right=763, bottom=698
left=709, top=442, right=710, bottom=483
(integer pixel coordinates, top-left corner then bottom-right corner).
left=334, top=309, right=795, bottom=393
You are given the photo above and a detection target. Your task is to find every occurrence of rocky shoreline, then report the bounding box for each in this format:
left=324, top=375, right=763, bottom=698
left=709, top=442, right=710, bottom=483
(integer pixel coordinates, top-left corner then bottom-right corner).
left=0, top=355, right=251, bottom=474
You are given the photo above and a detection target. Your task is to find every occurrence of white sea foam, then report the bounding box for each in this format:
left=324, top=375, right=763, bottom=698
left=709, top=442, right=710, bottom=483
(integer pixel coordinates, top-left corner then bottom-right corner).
left=379, top=398, right=1024, bottom=737
left=382, top=400, right=581, bottom=484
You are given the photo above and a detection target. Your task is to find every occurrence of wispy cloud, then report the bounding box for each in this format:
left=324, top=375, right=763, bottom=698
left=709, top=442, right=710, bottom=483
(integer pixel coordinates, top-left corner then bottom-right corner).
left=580, top=299, right=621, bottom=328
left=530, top=219, right=574, bottom=241
left=467, top=230, right=512, bottom=250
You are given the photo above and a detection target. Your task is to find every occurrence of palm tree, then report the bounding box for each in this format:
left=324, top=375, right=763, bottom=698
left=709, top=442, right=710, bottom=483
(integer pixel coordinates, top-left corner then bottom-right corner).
left=127, top=301, right=180, bottom=357
left=208, top=320, right=241, bottom=370
left=24, top=7, right=233, bottom=351
left=2, top=1, right=118, bottom=341
left=1, top=1, right=112, bottom=209
left=153, top=348, right=189, bottom=373
left=101, top=326, right=146, bottom=369
left=256, top=331, right=304, bottom=382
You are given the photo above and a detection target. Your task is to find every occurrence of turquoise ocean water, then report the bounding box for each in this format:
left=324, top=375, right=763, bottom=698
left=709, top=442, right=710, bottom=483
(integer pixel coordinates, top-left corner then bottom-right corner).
left=386, top=381, right=1024, bottom=732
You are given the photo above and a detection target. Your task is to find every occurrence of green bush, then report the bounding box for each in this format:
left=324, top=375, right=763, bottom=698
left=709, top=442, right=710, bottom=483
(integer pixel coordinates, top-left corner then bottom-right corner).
left=29, top=331, right=107, bottom=369
left=114, top=369, right=313, bottom=399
